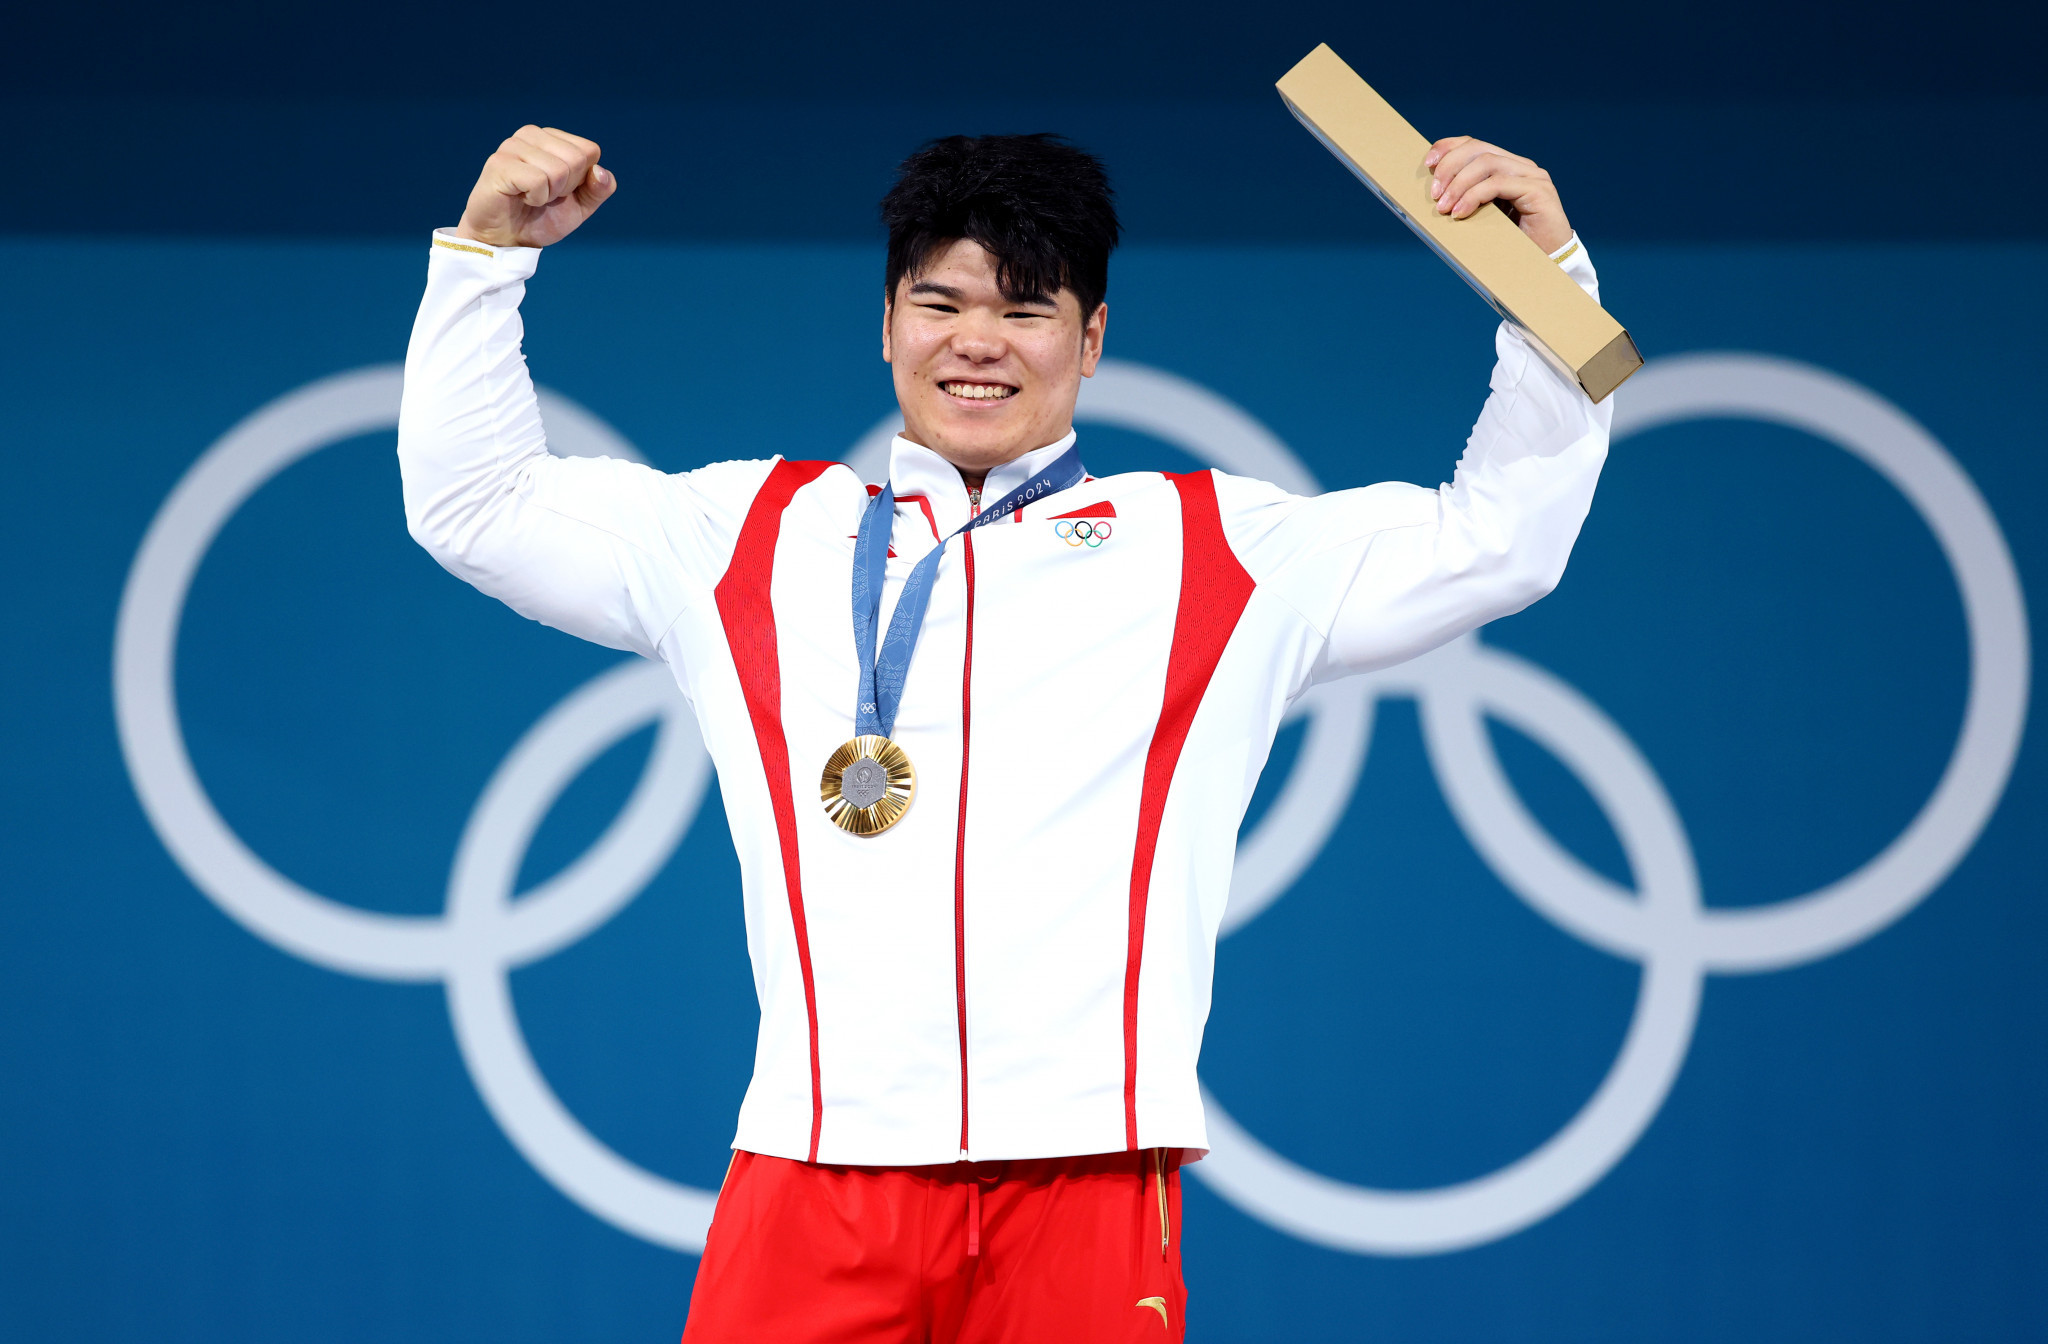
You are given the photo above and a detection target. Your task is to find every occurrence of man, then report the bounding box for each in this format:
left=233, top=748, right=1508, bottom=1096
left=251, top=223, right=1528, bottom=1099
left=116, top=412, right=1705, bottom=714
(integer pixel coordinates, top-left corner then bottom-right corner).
left=399, top=125, right=1607, bottom=1342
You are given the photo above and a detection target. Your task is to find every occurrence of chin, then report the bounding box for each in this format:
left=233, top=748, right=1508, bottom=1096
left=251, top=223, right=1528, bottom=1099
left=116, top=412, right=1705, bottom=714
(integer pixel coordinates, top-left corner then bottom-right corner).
left=928, top=417, right=1025, bottom=459
left=976, top=422, right=1050, bottom=452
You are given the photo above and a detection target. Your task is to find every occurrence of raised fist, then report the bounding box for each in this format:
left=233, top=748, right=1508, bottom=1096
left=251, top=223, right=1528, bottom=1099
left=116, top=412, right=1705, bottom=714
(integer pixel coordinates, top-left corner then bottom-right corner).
left=455, top=126, right=617, bottom=249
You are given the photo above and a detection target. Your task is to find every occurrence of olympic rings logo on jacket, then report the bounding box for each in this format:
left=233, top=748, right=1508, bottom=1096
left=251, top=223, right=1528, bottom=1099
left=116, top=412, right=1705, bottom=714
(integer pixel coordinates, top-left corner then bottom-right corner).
left=1054, top=519, right=1112, bottom=547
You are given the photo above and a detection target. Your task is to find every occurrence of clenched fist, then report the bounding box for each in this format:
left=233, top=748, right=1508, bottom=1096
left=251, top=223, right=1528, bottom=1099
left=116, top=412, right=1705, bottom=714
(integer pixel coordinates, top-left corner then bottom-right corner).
left=455, top=125, right=617, bottom=249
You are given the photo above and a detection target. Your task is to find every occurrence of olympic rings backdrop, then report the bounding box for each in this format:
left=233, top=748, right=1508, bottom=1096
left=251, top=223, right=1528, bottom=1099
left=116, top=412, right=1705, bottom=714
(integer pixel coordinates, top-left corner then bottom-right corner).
left=3, top=237, right=2044, bottom=1343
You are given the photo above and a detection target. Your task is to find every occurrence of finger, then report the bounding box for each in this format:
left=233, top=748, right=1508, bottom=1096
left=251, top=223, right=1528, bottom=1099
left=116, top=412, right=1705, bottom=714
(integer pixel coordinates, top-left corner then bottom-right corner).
left=537, top=126, right=602, bottom=164
left=518, top=125, right=600, bottom=176
left=1457, top=163, right=1552, bottom=219
left=1445, top=174, right=1512, bottom=219
left=544, top=130, right=607, bottom=205
left=505, top=124, right=561, bottom=166
left=509, top=125, right=577, bottom=171
left=525, top=127, right=597, bottom=185
left=514, top=143, right=577, bottom=206
left=573, top=162, right=618, bottom=211
left=1430, top=138, right=1500, bottom=179
left=1437, top=152, right=1514, bottom=214
left=1423, top=134, right=1471, bottom=171
left=489, top=155, right=555, bottom=206
left=1429, top=141, right=1505, bottom=202
left=492, top=129, right=562, bottom=196
left=517, top=126, right=604, bottom=203
left=1450, top=165, right=1556, bottom=220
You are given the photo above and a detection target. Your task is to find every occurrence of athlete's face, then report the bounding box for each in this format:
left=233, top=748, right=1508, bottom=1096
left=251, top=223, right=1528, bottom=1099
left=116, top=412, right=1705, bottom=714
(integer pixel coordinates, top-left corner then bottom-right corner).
left=883, top=238, right=1106, bottom=485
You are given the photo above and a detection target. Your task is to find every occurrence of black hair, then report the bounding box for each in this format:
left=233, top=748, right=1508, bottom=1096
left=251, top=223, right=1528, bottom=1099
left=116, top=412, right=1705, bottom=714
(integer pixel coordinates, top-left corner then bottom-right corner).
left=880, top=133, right=1120, bottom=319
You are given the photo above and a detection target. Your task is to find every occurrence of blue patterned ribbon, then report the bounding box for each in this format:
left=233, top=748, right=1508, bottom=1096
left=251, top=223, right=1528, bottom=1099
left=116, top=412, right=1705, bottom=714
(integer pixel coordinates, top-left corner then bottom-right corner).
left=851, top=447, right=1086, bottom=739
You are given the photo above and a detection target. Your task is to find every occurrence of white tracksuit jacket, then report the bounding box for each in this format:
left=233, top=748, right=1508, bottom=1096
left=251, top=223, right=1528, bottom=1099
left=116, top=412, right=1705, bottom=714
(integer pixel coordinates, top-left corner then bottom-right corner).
left=398, top=228, right=1612, bottom=1167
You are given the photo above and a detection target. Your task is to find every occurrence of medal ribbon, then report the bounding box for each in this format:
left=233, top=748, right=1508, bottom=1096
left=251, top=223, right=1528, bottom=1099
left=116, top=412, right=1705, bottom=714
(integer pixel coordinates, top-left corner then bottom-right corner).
left=851, top=446, right=1086, bottom=740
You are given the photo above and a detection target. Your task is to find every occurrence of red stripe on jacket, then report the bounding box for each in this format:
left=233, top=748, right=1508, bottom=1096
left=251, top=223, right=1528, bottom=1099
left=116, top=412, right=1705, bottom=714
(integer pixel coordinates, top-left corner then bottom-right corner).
left=715, top=458, right=836, bottom=1161
left=895, top=493, right=942, bottom=542
left=1123, top=471, right=1256, bottom=1150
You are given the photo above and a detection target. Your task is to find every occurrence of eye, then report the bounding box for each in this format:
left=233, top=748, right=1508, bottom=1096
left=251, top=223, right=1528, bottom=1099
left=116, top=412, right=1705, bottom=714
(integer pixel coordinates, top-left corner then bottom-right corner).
left=916, top=302, right=959, bottom=314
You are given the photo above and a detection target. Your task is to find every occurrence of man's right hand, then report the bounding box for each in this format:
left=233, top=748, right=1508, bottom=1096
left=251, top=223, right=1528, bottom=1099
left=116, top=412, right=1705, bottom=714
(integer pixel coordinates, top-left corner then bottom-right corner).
left=455, top=126, right=616, bottom=249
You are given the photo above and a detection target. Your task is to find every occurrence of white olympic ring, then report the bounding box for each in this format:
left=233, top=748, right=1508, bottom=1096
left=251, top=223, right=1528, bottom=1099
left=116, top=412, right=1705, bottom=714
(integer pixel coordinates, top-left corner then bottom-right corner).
left=112, top=368, right=722, bottom=1248
left=115, top=354, right=2028, bottom=1258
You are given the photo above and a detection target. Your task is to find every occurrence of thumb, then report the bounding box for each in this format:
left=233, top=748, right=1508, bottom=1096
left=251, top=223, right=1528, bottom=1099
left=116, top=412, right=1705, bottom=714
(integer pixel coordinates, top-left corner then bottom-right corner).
left=575, top=163, right=619, bottom=212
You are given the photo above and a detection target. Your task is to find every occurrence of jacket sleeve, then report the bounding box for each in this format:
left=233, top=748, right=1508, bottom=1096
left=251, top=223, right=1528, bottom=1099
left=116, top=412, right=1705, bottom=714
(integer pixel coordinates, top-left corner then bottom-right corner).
left=1231, top=235, right=1613, bottom=686
left=397, top=231, right=774, bottom=658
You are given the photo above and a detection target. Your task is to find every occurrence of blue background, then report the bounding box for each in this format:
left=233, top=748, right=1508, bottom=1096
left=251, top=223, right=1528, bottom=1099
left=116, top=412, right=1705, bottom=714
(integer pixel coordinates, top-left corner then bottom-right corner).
left=5, top=2, right=2047, bottom=1339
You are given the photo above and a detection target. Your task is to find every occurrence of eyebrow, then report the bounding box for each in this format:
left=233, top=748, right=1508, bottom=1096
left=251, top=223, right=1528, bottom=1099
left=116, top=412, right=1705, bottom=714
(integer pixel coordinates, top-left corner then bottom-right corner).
left=908, top=280, right=1057, bottom=308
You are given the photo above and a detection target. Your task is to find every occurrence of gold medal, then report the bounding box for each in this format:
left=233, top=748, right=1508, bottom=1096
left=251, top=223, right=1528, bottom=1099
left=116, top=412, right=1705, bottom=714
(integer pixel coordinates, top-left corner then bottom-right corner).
left=820, top=735, right=916, bottom=836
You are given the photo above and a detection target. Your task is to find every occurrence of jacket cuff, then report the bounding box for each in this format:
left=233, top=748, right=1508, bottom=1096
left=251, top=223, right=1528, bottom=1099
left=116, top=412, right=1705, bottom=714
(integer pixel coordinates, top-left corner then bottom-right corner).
left=428, top=227, right=541, bottom=281
left=1548, top=231, right=1598, bottom=301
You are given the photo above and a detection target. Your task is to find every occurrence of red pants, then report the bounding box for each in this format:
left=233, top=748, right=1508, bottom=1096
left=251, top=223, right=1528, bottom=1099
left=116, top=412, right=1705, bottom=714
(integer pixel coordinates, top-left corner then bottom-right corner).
left=681, top=1149, right=1187, bottom=1344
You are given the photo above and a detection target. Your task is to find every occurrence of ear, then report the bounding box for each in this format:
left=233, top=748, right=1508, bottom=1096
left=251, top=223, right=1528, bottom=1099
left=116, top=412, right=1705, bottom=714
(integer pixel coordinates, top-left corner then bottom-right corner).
left=881, top=293, right=895, bottom=364
left=1079, top=302, right=1108, bottom=378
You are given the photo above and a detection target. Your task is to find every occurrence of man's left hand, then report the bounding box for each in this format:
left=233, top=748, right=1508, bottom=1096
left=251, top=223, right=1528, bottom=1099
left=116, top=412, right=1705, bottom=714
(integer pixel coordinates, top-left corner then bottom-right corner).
left=1424, top=138, right=1573, bottom=254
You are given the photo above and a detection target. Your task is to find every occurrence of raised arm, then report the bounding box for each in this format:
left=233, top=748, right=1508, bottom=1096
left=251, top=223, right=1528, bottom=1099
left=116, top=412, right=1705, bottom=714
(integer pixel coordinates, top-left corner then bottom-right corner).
left=398, top=127, right=769, bottom=657
left=1315, top=244, right=1608, bottom=678
left=1232, top=138, right=1611, bottom=682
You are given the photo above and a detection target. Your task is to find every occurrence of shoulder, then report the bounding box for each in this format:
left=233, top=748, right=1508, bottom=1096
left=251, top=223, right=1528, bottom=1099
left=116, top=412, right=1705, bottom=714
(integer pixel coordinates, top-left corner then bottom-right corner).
left=1199, top=470, right=1442, bottom=581
left=668, top=456, right=865, bottom=517
left=1051, top=468, right=1301, bottom=541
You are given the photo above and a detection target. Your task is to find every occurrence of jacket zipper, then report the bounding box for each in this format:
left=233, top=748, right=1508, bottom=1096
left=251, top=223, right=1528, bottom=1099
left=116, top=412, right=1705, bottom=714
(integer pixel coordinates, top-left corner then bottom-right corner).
left=954, top=530, right=977, bottom=1157
left=1154, top=1147, right=1170, bottom=1257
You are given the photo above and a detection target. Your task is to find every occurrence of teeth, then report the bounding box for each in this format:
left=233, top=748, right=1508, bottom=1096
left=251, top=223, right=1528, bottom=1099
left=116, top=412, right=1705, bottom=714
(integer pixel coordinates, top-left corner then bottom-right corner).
left=944, top=382, right=1016, bottom=401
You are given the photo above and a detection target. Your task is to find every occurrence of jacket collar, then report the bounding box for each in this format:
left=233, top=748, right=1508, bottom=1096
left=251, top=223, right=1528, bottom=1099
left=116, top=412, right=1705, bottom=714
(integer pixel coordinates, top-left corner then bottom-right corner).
left=885, top=431, right=1081, bottom=538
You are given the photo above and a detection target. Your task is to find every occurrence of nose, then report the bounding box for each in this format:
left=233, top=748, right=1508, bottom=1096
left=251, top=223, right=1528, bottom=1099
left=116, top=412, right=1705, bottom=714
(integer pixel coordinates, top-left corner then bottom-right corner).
left=948, top=309, right=1009, bottom=362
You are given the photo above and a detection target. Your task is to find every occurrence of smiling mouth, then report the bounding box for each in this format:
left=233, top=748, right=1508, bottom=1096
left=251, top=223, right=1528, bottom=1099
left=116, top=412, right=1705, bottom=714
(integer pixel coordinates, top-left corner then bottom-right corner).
left=941, top=380, right=1019, bottom=402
